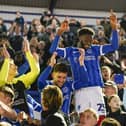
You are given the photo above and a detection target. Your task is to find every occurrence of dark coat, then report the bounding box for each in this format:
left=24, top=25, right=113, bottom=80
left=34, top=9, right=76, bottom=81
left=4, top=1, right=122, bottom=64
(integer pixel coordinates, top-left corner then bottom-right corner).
left=107, top=108, right=126, bottom=126
left=41, top=109, right=67, bottom=126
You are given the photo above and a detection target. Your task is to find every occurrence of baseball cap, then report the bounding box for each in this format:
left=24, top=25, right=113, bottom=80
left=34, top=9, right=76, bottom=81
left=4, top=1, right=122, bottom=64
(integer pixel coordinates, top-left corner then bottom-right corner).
left=77, top=27, right=95, bottom=37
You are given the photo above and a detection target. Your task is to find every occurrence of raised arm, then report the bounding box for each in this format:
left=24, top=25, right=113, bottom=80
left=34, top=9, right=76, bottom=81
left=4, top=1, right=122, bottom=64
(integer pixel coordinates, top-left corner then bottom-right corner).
left=14, top=38, right=40, bottom=88
left=37, top=52, right=57, bottom=90
left=49, top=20, right=69, bottom=55
left=102, top=10, right=119, bottom=54
left=0, top=100, right=17, bottom=120
left=0, top=45, right=10, bottom=86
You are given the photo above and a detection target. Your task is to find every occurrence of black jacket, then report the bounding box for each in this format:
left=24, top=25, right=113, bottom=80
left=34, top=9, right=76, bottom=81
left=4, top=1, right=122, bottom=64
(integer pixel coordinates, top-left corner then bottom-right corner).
left=107, top=108, right=126, bottom=126
left=6, top=81, right=29, bottom=114
left=41, top=109, right=67, bottom=126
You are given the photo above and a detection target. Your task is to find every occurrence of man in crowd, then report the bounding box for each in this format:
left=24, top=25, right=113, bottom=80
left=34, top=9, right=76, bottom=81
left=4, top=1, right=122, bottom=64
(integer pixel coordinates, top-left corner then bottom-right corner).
left=49, top=10, right=119, bottom=125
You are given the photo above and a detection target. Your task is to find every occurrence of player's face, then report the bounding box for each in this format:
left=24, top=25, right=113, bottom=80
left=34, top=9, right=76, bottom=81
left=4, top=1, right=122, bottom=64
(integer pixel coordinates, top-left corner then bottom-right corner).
left=79, top=111, right=97, bottom=126
left=52, top=72, right=67, bottom=88
left=79, top=34, right=93, bottom=49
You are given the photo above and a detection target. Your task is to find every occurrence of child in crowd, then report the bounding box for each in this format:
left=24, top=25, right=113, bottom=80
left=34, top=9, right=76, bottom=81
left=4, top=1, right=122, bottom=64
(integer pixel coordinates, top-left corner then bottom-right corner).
left=107, top=94, right=126, bottom=126
left=41, top=85, right=67, bottom=126
left=79, top=108, right=98, bottom=126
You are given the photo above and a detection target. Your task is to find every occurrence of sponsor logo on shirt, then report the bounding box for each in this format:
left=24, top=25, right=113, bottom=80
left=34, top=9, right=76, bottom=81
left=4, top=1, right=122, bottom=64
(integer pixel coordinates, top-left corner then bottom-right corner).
left=85, top=56, right=96, bottom=61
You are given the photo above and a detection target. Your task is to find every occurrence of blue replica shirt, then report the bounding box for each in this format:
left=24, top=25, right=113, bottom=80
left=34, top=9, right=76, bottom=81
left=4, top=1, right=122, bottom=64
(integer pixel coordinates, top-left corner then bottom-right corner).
left=37, top=66, right=73, bottom=114
left=50, top=30, right=119, bottom=88
left=37, top=63, right=88, bottom=114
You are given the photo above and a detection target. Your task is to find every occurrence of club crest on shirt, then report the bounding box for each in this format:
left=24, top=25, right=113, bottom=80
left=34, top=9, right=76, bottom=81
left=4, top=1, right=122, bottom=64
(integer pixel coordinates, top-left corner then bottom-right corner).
left=62, top=87, right=69, bottom=93
left=86, top=48, right=92, bottom=54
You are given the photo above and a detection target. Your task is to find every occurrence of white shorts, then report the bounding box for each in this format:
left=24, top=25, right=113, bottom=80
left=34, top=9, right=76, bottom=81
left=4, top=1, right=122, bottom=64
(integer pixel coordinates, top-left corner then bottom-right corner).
left=75, top=86, right=106, bottom=116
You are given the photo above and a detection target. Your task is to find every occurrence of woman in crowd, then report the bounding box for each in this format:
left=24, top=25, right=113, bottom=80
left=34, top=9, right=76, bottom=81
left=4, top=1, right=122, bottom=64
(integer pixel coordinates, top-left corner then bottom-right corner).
left=107, top=94, right=126, bottom=126
left=41, top=85, right=67, bottom=126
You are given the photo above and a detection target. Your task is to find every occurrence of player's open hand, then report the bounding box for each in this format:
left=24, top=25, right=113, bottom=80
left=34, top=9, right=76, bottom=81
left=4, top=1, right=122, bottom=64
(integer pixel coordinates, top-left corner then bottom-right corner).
left=110, top=9, right=118, bottom=30
left=57, top=20, right=69, bottom=35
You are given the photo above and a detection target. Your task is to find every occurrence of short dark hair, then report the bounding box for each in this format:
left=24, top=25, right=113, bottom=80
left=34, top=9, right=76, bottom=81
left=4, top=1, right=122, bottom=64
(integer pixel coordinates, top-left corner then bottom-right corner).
left=77, top=27, right=95, bottom=37
left=53, top=63, right=68, bottom=73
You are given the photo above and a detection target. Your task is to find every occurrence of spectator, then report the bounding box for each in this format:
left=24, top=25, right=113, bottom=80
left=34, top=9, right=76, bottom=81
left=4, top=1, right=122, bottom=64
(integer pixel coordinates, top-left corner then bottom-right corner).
left=79, top=108, right=99, bottom=126
left=38, top=49, right=88, bottom=115
left=0, top=39, right=15, bottom=59
left=38, top=52, right=73, bottom=115
left=120, top=56, right=126, bottom=74
left=103, top=81, right=118, bottom=97
left=118, top=28, right=126, bottom=59
left=117, top=79, right=126, bottom=110
left=8, top=23, right=24, bottom=52
left=107, top=94, right=126, bottom=126
left=0, top=86, right=20, bottom=125
left=100, top=55, right=121, bottom=75
left=61, top=18, right=80, bottom=47
left=120, top=14, right=126, bottom=32
left=49, top=10, right=119, bottom=125
left=41, top=85, right=67, bottom=126
left=40, top=10, right=52, bottom=27
left=103, top=80, right=118, bottom=113
left=101, top=66, right=112, bottom=83
left=0, top=17, right=7, bottom=34
left=27, top=18, right=47, bottom=43
left=93, top=20, right=109, bottom=45
left=14, top=11, right=24, bottom=35
left=100, top=17, right=111, bottom=39
left=0, top=39, right=40, bottom=114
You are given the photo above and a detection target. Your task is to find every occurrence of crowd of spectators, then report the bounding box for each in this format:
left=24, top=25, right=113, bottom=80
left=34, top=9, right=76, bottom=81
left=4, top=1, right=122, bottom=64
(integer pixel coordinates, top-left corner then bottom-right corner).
left=0, top=9, right=126, bottom=126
